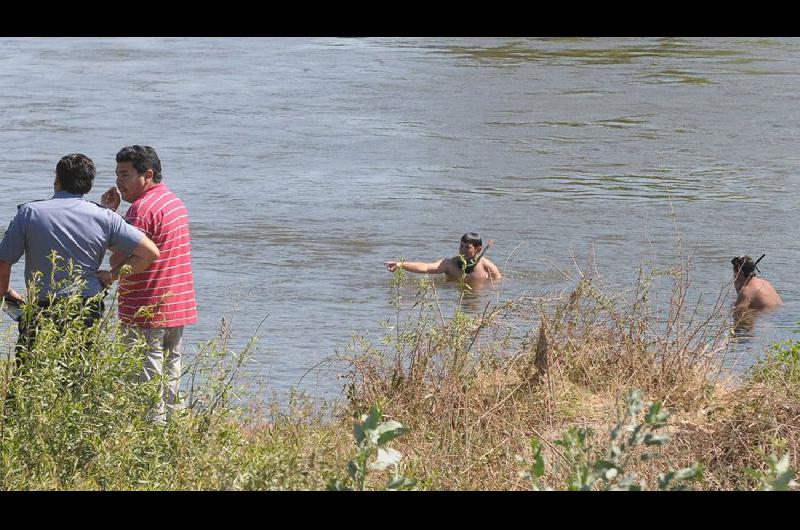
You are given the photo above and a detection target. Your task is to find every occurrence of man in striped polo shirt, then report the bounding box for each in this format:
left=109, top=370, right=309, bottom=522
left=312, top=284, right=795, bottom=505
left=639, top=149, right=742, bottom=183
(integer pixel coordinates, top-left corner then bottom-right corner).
left=101, top=145, right=197, bottom=423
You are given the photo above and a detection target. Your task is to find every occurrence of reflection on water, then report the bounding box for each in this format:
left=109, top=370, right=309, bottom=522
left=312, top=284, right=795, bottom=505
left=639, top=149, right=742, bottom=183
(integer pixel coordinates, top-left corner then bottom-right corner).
left=725, top=303, right=796, bottom=376
left=442, top=278, right=501, bottom=314
left=731, top=305, right=788, bottom=343
left=428, top=39, right=744, bottom=67
left=731, top=308, right=756, bottom=342
left=391, top=276, right=502, bottom=316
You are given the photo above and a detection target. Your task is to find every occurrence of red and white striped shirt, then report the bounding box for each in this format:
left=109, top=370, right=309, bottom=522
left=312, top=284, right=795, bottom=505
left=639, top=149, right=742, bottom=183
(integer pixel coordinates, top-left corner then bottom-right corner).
left=118, top=183, right=198, bottom=328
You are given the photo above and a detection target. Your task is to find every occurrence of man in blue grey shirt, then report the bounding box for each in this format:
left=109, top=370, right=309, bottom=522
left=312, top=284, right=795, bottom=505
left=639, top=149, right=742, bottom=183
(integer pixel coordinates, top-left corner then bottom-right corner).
left=0, top=153, right=159, bottom=359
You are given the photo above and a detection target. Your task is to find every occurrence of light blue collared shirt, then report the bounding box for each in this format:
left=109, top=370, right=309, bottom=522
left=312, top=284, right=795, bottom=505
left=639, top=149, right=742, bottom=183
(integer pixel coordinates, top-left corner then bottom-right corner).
left=0, top=191, right=144, bottom=300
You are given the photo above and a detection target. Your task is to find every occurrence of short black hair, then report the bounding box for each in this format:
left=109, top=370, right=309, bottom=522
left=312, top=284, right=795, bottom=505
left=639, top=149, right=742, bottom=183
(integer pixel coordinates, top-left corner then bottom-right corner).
left=461, top=232, right=482, bottom=247
left=731, top=255, right=757, bottom=277
left=115, top=145, right=163, bottom=183
left=56, top=153, right=95, bottom=195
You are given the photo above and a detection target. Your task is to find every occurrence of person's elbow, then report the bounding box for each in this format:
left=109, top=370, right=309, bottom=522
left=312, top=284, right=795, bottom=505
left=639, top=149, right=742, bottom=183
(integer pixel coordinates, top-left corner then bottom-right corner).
left=144, top=238, right=160, bottom=264
left=0, top=259, right=11, bottom=281
left=135, top=237, right=160, bottom=268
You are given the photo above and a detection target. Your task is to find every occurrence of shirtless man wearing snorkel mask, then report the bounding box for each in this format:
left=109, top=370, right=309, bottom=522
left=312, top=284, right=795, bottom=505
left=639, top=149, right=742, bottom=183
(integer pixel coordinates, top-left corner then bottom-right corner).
left=384, top=232, right=502, bottom=284
left=731, top=254, right=782, bottom=311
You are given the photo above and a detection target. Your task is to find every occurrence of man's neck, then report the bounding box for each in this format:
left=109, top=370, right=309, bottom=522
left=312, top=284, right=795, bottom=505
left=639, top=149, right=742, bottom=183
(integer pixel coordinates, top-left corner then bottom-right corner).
left=54, top=189, right=83, bottom=197
left=735, top=275, right=753, bottom=291
left=135, top=182, right=160, bottom=200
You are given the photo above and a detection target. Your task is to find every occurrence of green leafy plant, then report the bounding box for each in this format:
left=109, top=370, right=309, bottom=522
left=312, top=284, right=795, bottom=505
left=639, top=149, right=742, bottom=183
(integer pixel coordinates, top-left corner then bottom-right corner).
left=519, top=437, right=550, bottom=490
left=0, top=254, right=281, bottom=490
left=328, top=405, right=415, bottom=491
left=751, top=324, right=800, bottom=386
left=744, top=440, right=799, bottom=491
left=524, top=389, right=703, bottom=491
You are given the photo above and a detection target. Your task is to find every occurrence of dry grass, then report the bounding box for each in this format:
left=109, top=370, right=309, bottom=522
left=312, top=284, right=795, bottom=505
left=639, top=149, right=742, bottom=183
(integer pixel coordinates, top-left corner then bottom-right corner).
left=3, top=258, right=795, bottom=490
left=334, top=261, right=798, bottom=490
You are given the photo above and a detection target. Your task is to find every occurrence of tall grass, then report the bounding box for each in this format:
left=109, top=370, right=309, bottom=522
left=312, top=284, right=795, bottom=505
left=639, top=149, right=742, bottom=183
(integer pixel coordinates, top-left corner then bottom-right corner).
left=337, top=259, right=797, bottom=490
left=0, top=257, right=796, bottom=490
left=0, top=267, right=348, bottom=490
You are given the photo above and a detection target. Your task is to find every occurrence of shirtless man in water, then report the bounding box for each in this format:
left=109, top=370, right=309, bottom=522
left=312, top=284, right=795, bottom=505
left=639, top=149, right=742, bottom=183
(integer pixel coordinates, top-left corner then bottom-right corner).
left=732, top=254, right=783, bottom=311
left=384, top=232, right=502, bottom=283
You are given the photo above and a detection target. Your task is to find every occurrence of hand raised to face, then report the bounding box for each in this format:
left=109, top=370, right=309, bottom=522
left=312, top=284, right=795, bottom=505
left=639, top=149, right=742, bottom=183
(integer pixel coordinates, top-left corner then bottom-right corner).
left=101, top=187, right=121, bottom=212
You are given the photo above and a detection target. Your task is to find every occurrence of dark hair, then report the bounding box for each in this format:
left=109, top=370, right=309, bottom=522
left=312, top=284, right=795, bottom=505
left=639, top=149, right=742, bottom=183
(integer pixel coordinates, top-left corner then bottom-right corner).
left=56, top=153, right=95, bottom=195
left=461, top=232, right=482, bottom=247
left=115, top=145, right=162, bottom=183
left=731, top=255, right=758, bottom=277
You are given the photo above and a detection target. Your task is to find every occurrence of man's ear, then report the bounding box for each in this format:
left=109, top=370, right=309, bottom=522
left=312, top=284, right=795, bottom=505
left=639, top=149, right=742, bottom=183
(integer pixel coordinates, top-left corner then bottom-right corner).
left=143, top=169, right=154, bottom=183
left=53, top=174, right=61, bottom=191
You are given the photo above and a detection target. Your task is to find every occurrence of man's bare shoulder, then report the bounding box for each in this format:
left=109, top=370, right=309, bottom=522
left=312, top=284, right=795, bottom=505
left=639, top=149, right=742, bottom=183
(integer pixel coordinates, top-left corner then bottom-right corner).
left=754, top=278, right=783, bottom=301
left=741, top=278, right=783, bottom=308
left=746, top=278, right=776, bottom=295
left=760, top=278, right=779, bottom=292
left=445, top=256, right=464, bottom=272
left=478, top=257, right=501, bottom=270
left=739, top=281, right=759, bottom=296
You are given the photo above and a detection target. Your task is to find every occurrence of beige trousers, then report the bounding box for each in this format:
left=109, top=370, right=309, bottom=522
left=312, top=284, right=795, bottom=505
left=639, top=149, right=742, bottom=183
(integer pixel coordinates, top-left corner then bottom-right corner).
left=123, top=324, right=184, bottom=424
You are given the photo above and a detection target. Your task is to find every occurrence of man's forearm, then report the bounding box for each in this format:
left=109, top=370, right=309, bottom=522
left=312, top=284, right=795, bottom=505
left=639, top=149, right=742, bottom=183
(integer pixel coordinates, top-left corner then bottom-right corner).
left=0, top=260, right=11, bottom=295
left=110, top=254, right=152, bottom=279
left=397, top=261, right=428, bottom=273
left=109, top=251, right=125, bottom=270
left=109, top=237, right=159, bottom=280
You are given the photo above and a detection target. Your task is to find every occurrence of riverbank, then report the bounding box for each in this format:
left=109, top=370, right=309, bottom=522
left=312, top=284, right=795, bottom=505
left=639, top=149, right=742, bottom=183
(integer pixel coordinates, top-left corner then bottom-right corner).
left=1, top=265, right=797, bottom=490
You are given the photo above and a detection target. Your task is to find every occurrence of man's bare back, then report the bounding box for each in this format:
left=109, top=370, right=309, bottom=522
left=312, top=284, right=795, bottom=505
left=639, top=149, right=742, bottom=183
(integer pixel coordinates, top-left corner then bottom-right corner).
left=735, top=277, right=783, bottom=310
left=731, top=254, right=782, bottom=311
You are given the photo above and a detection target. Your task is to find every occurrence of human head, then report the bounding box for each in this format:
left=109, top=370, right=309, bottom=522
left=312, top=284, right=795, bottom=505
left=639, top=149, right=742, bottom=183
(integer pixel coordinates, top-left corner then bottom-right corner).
left=731, top=255, right=758, bottom=279
left=116, top=145, right=162, bottom=183
left=459, top=232, right=483, bottom=259
left=55, top=154, right=95, bottom=195
left=115, top=145, right=162, bottom=203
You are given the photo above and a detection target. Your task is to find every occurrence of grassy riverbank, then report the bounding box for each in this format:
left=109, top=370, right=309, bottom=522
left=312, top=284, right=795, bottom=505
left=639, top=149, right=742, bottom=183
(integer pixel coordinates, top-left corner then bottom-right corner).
left=1, top=263, right=797, bottom=490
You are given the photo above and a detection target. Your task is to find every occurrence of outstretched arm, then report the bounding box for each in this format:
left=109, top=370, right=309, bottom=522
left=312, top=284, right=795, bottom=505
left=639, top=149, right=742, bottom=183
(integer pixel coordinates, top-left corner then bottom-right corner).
left=385, top=258, right=450, bottom=274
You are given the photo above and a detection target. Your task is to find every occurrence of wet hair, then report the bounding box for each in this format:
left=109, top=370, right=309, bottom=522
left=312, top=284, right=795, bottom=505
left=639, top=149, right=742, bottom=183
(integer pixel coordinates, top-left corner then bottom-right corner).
left=115, top=145, right=163, bottom=183
left=56, top=153, right=95, bottom=195
left=731, top=255, right=763, bottom=278
left=460, top=232, right=482, bottom=247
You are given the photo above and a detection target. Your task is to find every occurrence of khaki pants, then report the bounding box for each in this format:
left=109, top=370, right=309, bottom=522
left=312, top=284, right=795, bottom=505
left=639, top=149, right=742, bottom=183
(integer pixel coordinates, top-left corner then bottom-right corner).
left=123, top=324, right=184, bottom=424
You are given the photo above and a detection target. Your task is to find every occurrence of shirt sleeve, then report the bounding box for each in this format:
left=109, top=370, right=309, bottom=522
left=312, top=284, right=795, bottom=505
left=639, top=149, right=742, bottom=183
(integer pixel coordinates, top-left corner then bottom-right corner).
left=107, top=211, right=145, bottom=257
left=0, top=209, right=27, bottom=265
